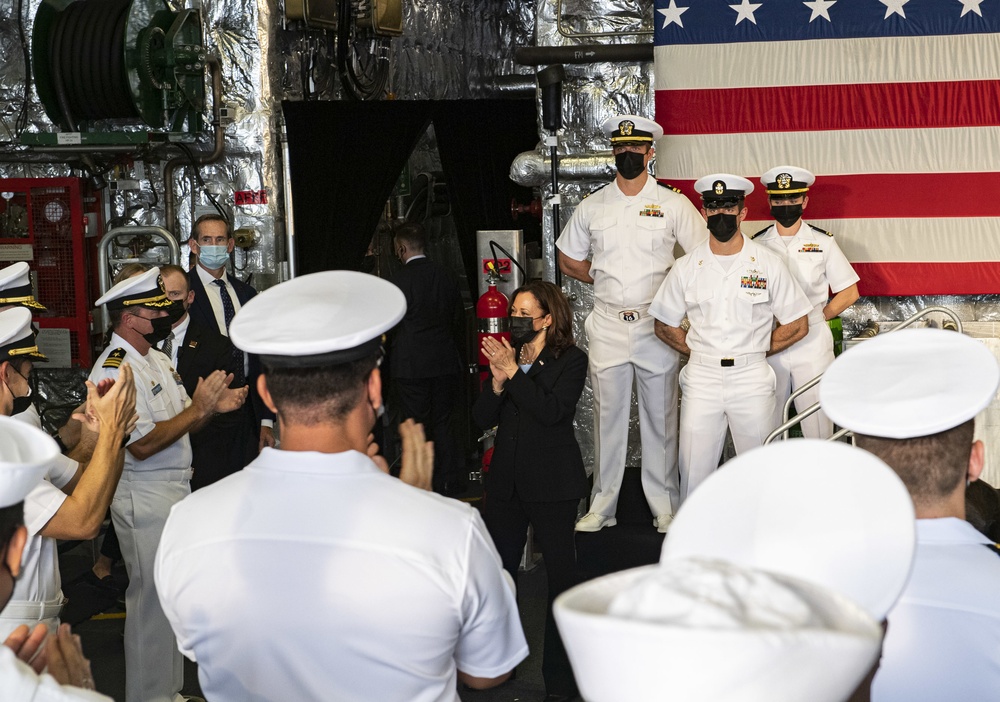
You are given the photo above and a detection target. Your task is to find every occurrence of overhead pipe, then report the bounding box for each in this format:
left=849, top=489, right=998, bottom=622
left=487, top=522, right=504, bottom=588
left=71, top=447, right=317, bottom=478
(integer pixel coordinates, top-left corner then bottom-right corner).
left=510, top=150, right=614, bottom=187
left=493, top=74, right=537, bottom=98
left=515, top=43, right=653, bottom=66
left=537, top=64, right=564, bottom=286
left=163, top=56, right=226, bottom=238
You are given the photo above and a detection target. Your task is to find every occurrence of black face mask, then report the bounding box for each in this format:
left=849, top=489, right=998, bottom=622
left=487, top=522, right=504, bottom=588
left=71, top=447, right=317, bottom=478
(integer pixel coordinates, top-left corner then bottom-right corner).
left=770, top=204, right=804, bottom=228
left=140, top=302, right=184, bottom=346
left=509, top=316, right=539, bottom=346
left=615, top=151, right=647, bottom=180
left=11, top=392, right=32, bottom=416
left=707, top=213, right=740, bottom=243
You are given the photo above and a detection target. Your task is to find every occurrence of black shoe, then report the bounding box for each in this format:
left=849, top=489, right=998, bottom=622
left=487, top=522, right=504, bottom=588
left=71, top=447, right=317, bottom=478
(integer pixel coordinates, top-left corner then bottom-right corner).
left=61, top=572, right=121, bottom=625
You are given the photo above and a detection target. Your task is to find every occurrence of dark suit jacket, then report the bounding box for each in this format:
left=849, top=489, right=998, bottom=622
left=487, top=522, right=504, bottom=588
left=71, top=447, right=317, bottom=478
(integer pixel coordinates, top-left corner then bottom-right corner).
left=187, top=267, right=275, bottom=427
left=389, top=257, right=463, bottom=379
left=175, top=318, right=256, bottom=487
left=472, top=344, right=589, bottom=503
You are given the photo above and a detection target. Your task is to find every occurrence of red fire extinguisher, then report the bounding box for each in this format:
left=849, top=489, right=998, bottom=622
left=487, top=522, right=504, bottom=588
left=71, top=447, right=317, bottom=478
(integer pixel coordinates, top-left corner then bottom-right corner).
left=476, top=262, right=510, bottom=388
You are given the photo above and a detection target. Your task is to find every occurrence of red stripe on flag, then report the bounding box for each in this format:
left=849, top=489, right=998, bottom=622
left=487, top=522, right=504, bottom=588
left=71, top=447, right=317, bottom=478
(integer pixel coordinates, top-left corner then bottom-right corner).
left=661, top=174, right=1000, bottom=219
left=854, top=262, right=1000, bottom=296
left=655, top=80, right=1000, bottom=135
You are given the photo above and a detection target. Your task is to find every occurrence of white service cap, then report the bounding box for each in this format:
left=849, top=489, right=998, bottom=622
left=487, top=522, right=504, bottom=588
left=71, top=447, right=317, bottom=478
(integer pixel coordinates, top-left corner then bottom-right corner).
left=555, top=558, right=882, bottom=702
left=0, top=307, right=47, bottom=363
left=661, top=439, right=916, bottom=620
left=820, top=328, right=999, bottom=439
left=229, top=270, right=406, bottom=368
left=761, top=165, right=815, bottom=195
left=95, top=266, right=172, bottom=312
left=694, top=173, right=755, bottom=203
left=0, top=262, right=46, bottom=311
left=601, top=114, right=663, bottom=143
left=0, top=415, right=58, bottom=508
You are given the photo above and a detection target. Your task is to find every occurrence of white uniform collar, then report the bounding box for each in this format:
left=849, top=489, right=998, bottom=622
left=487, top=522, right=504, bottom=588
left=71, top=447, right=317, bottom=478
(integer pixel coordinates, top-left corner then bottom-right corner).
left=108, top=332, right=149, bottom=369
left=612, top=175, right=657, bottom=200
left=249, top=447, right=385, bottom=477
left=916, top=517, right=991, bottom=545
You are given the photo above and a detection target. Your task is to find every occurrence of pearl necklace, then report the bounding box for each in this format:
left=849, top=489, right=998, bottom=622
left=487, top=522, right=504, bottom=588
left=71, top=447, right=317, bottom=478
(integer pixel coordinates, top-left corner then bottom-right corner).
left=519, top=343, right=539, bottom=365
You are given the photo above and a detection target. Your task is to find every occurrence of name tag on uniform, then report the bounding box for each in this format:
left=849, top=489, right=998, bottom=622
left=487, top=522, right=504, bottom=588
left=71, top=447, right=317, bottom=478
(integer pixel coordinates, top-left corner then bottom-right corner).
left=640, top=204, right=663, bottom=217
left=151, top=383, right=163, bottom=396
left=619, top=310, right=641, bottom=323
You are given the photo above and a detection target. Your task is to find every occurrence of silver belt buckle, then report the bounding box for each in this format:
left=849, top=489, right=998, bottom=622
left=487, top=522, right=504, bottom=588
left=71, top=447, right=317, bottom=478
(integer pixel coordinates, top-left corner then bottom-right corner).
left=618, top=309, right=640, bottom=323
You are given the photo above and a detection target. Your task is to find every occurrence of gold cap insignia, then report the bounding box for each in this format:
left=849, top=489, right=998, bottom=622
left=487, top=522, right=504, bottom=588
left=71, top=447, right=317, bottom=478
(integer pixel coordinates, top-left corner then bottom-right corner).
left=713, top=180, right=725, bottom=195
left=619, top=120, right=634, bottom=136
left=777, top=173, right=792, bottom=189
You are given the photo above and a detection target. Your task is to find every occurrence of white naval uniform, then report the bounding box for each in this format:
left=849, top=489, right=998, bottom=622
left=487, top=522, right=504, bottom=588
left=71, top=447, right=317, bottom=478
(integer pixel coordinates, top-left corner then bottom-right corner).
left=556, top=177, right=706, bottom=518
left=650, top=234, right=811, bottom=503
left=754, top=222, right=859, bottom=438
left=155, top=448, right=528, bottom=702
left=872, top=518, right=1000, bottom=701
left=0, top=645, right=111, bottom=701
left=2, top=408, right=80, bottom=640
left=90, top=334, right=192, bottom=702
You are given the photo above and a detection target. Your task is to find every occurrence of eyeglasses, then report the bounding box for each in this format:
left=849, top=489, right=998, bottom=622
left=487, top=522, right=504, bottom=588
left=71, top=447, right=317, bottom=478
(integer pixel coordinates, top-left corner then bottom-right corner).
left=611, top=144, right=650, bottom=154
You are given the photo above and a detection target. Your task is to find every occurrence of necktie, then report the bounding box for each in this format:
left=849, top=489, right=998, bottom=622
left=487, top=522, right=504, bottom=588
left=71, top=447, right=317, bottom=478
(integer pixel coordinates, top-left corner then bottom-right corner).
left=214, top=279, right=246, bottom=385
left=161, top=331, right=174, bottom=361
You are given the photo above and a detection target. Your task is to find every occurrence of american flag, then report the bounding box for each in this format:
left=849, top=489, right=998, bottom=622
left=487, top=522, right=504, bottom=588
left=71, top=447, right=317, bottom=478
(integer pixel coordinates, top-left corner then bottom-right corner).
left=652, top=0, right=1000, bottom=296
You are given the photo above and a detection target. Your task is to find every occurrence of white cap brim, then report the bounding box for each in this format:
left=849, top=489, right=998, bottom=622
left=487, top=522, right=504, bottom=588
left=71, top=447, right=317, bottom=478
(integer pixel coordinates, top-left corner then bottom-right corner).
left=0, top=416, right=59, bottom=508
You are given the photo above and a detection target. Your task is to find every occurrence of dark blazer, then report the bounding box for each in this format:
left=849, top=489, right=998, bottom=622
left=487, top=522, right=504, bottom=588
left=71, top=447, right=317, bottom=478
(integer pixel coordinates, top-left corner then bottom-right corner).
left=187, top=267, right=274, bottom=426
left=472, top=344, right=589, bottom=503
left=175, top=318, right=256, bottom=487
left=389, top=257, right=463, bottom=379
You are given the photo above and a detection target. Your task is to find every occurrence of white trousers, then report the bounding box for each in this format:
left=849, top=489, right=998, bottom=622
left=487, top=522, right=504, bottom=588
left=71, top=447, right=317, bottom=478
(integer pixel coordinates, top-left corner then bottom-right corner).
left=111, top=470, right=191, bottom=702
left=678, top=359, right=776, bottom=504
left=585, top=307, right=680, bottom=518
left=767, top=320, right=835, bottom=439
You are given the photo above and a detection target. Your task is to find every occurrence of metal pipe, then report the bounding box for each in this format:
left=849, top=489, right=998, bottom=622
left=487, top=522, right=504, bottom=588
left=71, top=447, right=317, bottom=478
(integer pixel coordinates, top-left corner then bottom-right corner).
left=163, top=56, right=226, bottom=237
left=493, top=74, right=537, bottom=97
left=510, top=150, right=614, bottom=186
left=280, top=121, right=298, bottom=279
left=554, top=0, right=653, bottom=39
left=96, top=226, right=181, bottom=333
left=514, top=43, right=653, bottom=66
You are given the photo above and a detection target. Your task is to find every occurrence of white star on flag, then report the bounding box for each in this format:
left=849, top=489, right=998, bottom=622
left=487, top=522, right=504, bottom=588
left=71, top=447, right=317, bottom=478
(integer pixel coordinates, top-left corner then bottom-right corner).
left=730, top=0, right=763, bottom=24
left=657, top=0, right=690, bottom=28
left=880, top=0, right=909, bottom=19
left=958, top=0, right=985, bottom=17
left=803, top=0, right=836, bottom=22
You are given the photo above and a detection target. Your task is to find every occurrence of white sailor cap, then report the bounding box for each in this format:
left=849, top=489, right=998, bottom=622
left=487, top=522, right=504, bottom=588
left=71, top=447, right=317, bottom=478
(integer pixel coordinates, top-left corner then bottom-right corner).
left=662, top=439, right=915, bottom=620
left=0, top=262, right=46, bottom=312
left=762, top=166, right=816, bottom=196
left=601, top=114, right=663, bottom=144
left=229, top=270, right=406, bottom=369
left=695, top=173, right=754, bottom=205
left=820, top=328, right=1000, bottom=439
left=0, top=416, right=58, bottom=508
left=95, top=266, right=172, bottom=312
left=555, top=558, right=882, bottom=702
left=0, top=307, right=47, bottom=363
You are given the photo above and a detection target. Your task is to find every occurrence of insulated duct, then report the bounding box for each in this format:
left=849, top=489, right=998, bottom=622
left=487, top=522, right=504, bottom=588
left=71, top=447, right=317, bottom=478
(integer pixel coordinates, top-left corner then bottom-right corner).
left=514, top=43, right=652, bottom=66
left=510, top=150, right=614, bottom=186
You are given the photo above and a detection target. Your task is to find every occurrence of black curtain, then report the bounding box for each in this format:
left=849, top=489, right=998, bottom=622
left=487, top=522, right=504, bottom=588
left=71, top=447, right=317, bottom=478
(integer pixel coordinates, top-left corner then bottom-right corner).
left=281, top=99, right=538, bottom=286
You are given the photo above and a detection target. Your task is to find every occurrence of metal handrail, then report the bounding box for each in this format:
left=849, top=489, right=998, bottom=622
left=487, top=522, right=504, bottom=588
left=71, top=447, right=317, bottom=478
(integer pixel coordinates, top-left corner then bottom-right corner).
left=764, top=305, right=964, bottom=445
left=96, top=226, right=181, bottom=334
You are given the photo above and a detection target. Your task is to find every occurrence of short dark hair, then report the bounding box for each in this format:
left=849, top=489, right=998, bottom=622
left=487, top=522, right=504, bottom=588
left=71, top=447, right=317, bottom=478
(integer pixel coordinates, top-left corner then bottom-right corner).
left=509, top=280, right=575, bottom=358
left=264, top=355, right=379, bottom=425
left=0, top=503, right=23, bottom=554
left=855, top=419, right=975, bottom=507
left=192, top=214, right=232, bottom=241
left=393, top=222, right=426, bottom=253
left=159, top=264, right=190, bottom=294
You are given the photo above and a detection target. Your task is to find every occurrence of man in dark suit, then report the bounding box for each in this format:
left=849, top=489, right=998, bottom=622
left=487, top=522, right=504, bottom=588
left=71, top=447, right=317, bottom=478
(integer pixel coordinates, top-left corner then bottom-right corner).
left=389, top=222, right=465, bottom=495
left=159, top=265, right=256, bottom=489
left=186, top=214, right=276, bottom=453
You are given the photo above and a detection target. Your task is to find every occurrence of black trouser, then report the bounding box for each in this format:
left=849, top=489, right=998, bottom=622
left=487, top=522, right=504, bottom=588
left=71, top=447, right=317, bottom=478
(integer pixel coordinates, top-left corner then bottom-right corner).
left=394, top=374, right=462, bottom=491
left=484, top=492, right=580, bottom=697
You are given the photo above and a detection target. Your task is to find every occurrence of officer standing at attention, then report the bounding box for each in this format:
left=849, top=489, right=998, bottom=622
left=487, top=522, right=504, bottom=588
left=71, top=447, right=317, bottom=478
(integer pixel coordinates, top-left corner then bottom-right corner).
left=557, top=114, right=706, bottom=533
left=90, top=267, right=247, bottom=702
left=650, top=174, right=810, bottom=505
left=155, top=271, right=528, bottom=701
left=753, top=166, right=860, bottom=438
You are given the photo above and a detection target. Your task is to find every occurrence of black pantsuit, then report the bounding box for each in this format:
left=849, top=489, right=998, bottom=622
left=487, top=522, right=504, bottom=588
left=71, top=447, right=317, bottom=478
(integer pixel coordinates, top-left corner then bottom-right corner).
left=472, top=344, right=589, bottom=697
